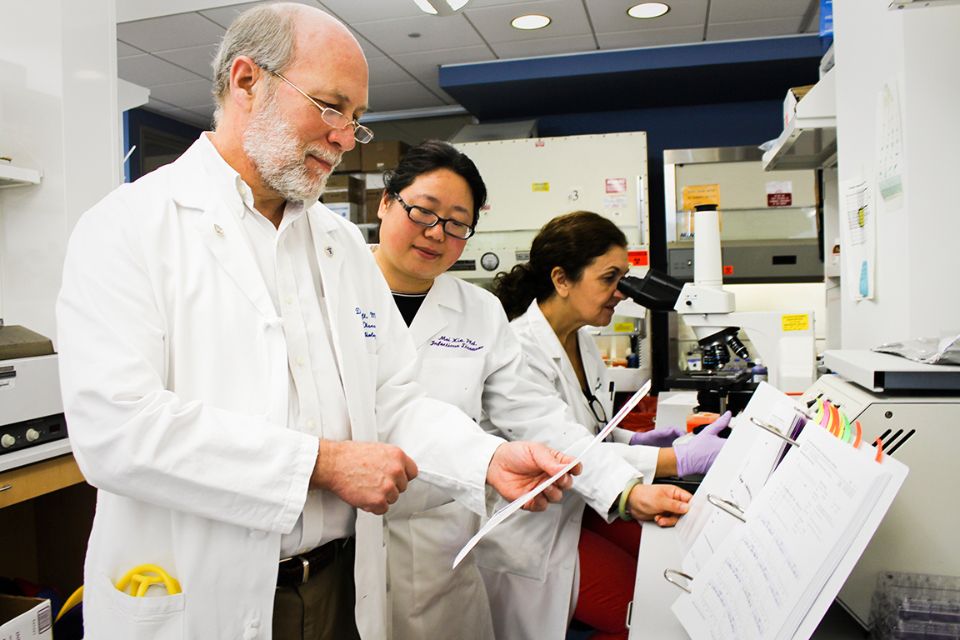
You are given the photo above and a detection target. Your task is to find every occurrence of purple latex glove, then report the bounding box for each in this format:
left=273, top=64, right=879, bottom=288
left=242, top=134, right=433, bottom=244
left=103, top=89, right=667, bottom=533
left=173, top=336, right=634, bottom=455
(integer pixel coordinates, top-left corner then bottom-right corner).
left=629, top=426, right=686, bottom=447
left=674, top=411, right=732, bottom=477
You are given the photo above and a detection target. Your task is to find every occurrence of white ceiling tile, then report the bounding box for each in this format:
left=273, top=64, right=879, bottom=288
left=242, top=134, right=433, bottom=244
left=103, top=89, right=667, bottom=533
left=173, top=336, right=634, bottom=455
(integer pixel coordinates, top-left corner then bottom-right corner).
left=148, top=80, right=215, bottom=106
left=586, top=0, right=709, bottom=32
left=119, top=54, right=206, bottom=86
left=350, top=30, right=387, bottom=59
left=464, top=0, right=592, bottom=44
left=154, top=44, right=220, bottom=80
left=351, top=15, right=484, bottom=56
left=491, top=34, right=597, bottom=58
left=368, top=56, right=411, bottom=86
left=368, top=81, right=445, bottom=112
left=393, top=45, right=496, bottom=90
left=598, top=25, right=705, bottom=49
left=706, top=17, right=804, bottom=41
left=117, top=41, right=144, bottom=58
left=117, top=13, right=226, bottom=52
left=709, top=0, right=812, bottom=23
left=200, top=1, right=322, bottom=28
left=319, top=0, right=422, bottom=23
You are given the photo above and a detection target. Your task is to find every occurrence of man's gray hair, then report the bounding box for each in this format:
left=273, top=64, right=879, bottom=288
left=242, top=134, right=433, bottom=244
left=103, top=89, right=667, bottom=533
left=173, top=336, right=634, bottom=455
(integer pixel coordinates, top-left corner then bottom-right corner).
left=211, top=3, right=298, bottom=126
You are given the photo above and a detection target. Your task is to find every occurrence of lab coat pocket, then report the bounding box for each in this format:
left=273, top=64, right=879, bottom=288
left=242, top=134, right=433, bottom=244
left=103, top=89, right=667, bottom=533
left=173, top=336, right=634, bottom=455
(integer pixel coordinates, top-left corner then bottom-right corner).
left=89, top=572, right=185, bottom=639
left=410, top=501, right=484, bottom=617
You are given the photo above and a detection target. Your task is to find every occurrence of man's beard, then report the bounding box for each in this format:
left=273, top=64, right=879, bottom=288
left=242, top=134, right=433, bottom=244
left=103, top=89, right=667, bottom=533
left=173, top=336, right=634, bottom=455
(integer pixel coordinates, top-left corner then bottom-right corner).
left=243, top=93, right=342, bottom=202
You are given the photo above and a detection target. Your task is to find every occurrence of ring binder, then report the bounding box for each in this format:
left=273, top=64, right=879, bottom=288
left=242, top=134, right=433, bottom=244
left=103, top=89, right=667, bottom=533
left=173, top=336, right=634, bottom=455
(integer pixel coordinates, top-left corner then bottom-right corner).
left=706, top=494, right=746, bottom=523
left=749, top=416, right=801, bottom=447
left=663, top=568, right=693, bottom=594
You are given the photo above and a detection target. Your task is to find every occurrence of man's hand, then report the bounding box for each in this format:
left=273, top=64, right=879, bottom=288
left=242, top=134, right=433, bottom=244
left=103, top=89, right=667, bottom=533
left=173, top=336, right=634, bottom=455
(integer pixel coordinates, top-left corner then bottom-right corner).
left=627, top=483, right=692, bottom=527
left=486, top=442, right=582, bottom=512
left=310, top=440, right=418, bottom=515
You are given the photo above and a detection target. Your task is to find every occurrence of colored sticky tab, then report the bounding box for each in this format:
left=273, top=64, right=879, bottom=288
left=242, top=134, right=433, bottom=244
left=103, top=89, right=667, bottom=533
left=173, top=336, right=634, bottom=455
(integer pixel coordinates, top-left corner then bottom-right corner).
left=829, top=404, right=841, bottom=437
left=840, top=412, right=851, bottom=442
left=853, top=420, right=863, bottom=448
left=532, top=182, right=550, bottom=192
left=613, top=322, right=634, bottom=333
left=782, top=314, right=810, bottom=332
left=875, top=437, right=884, bottom=462
left=814, top=398, right=825, bottom=425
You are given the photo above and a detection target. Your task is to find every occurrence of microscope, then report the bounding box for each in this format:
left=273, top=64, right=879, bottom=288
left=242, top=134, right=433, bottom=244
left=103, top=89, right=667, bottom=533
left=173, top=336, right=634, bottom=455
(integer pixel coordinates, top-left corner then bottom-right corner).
left=617, top=204, right=816, bottom=404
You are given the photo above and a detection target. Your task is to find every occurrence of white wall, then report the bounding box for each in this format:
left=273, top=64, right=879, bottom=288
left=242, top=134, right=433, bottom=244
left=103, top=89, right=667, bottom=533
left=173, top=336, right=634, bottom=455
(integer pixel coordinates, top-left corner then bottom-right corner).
left=833, top=1, right=960, bottom=347
left=0, top=0, right=119, bottom=343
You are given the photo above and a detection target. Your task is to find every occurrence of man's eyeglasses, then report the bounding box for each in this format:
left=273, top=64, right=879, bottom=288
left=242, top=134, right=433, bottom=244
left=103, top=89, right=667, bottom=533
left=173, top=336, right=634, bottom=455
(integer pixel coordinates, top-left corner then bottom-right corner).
left=586, top=393, right=608, bottom=426
left=392, top=193, right=475, bottom=240
left=262, top=66, right=374, bottom=144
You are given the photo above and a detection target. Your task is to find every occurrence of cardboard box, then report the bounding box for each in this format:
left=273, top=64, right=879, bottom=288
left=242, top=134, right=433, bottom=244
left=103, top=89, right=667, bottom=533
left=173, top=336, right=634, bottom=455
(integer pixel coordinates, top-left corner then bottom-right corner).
left=335, top=145, right=362, bottom=173
left=364, top=188, right=385, bottom=224
left=361, top=141, right=410, bottom=173
left=783, top=84, right=815, bottom=127
left=0, top=595, right=53, bottom=639
left=322, top=175, right=364, bottom=205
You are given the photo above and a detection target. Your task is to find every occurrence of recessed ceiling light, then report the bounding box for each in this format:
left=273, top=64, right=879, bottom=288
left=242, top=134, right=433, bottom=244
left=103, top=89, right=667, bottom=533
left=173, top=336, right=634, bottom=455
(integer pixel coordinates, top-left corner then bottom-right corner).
left=511, top=14, right=551, bottom=30
left=627, top=2, right=670, bottom=19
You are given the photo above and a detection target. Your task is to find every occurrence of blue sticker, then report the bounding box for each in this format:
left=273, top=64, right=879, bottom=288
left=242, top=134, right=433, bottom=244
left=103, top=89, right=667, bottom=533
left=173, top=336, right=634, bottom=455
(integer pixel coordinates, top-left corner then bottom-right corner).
left=859, top=260, right=869, bottom=298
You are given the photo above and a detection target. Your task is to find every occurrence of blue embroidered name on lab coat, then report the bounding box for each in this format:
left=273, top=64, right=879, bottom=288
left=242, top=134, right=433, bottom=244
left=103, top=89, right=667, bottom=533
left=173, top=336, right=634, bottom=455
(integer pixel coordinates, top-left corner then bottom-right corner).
left=355, top=306, right=377, bottom=339
left=429, top=335, right=484, bottom=352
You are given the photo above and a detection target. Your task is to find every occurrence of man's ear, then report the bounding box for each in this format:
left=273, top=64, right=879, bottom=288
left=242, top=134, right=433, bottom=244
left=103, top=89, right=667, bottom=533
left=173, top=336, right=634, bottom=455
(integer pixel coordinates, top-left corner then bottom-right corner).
left=227, top=55, right=264, bottom=114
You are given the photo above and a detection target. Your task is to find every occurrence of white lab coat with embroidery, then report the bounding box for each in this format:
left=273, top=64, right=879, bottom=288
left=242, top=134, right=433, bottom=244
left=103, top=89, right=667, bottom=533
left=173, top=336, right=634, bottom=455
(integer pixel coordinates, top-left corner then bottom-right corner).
left=476, top=300, right=660, bottom=640
left=384, top=275, right=650, bottom=640
left=55, top=137, right=504, bottom=640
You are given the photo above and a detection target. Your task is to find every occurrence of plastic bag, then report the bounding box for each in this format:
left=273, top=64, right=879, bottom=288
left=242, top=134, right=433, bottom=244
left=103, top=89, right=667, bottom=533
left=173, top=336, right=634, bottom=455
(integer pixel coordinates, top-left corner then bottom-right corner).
left=872, top=333, right=960, bottom=365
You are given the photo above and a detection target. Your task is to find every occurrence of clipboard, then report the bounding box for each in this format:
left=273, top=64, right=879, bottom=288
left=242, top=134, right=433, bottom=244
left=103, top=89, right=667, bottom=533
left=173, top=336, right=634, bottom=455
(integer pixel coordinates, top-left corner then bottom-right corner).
left=627, top=382, right=909, bottom=640
left=666, top=394, right=909, bottom=640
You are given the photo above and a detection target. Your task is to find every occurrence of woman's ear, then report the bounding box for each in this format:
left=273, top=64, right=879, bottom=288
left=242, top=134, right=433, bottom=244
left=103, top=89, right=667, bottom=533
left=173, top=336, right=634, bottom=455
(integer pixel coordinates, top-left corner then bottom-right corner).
left=376, top=192, right=389, bottom=221
left=550, top=266, right=570, bottom=299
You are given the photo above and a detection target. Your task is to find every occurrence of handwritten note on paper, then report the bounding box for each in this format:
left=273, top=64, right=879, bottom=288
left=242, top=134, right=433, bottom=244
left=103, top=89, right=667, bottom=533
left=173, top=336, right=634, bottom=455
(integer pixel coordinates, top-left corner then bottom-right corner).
left=452, top=380, right=652, bottom=569
left=671, top=424, right=888, bottom=640
left=676, top=382, right=798, bottom=559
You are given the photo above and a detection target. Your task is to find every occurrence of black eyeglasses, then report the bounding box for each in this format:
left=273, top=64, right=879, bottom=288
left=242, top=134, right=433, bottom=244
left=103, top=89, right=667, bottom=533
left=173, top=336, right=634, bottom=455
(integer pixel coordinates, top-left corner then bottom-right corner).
left=392, top=193, right=475, bottom=240
left=586, top=393, right=608, bottom=426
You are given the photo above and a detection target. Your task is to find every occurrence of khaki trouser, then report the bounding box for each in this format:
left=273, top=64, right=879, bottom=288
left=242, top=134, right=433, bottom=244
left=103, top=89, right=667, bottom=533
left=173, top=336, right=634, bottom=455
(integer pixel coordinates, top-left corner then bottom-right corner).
left=272, top=539, right=360, bottom=640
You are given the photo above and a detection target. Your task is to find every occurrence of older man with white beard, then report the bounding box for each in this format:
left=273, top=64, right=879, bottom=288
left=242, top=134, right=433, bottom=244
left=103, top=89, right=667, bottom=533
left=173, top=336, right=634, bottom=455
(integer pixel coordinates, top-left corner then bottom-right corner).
left=55, top=4, right=580, bottom=640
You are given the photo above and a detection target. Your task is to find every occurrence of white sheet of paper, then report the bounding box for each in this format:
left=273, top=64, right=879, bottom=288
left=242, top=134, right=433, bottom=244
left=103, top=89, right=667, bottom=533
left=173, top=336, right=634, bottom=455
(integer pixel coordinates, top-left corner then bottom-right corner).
left=453, top=380, right=652, bottom=569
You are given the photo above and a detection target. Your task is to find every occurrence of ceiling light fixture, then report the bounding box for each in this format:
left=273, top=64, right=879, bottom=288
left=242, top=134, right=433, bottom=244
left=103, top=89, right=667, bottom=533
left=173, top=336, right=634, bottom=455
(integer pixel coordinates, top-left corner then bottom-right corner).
left=627, top=2, right=670, bottom=19
left=413, top=0, right=471, bottom=16
left=511, top=14, right=551, bottom=30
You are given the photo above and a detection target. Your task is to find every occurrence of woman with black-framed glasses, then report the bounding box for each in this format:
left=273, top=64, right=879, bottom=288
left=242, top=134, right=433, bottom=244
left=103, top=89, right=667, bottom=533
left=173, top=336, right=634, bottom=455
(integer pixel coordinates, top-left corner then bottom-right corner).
left=371, top=142, right=692, bottom=640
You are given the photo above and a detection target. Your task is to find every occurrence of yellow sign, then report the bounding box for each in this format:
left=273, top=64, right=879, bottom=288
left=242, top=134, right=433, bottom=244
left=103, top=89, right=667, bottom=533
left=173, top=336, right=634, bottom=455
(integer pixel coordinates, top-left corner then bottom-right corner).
left=781, top=314, right=810, bottom=332
left=613, top=322, right=635, bottom=333
left=532, top=182, right=550, bottom=192
left=681, top=183, right=720, bottom=211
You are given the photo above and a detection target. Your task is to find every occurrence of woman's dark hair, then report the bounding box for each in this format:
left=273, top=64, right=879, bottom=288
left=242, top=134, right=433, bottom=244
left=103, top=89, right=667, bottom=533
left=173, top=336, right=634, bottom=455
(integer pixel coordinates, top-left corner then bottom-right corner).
left=382, top=140, right=486, bottom=226
left=494, top=211, right=627, bottom=320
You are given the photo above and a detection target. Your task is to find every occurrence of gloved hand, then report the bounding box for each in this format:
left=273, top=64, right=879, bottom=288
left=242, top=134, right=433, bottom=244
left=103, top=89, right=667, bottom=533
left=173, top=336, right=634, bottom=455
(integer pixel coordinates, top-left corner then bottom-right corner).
left=673, top=410, right=732, bottom=477
left=629, top=426, right=685, bottom=447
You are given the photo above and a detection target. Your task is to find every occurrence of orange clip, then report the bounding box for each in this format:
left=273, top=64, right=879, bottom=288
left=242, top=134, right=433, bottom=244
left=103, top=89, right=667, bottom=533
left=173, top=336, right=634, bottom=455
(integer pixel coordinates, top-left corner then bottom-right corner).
left=874, top=437, right=884, bottom=462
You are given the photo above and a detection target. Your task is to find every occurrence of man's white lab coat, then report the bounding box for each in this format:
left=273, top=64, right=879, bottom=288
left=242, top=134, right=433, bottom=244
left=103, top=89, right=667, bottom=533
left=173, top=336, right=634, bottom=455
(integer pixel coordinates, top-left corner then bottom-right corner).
left=56, top=138, right=502, bottom=640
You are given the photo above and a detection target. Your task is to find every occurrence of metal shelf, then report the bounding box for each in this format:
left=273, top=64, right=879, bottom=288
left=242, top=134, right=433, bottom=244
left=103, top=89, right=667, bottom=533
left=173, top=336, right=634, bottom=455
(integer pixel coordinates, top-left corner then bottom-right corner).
left=0, top=163, right=42, bottom=189
left=763, top=68, right=837, bottom=171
